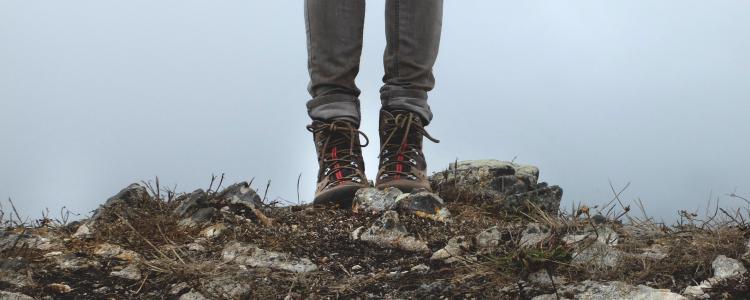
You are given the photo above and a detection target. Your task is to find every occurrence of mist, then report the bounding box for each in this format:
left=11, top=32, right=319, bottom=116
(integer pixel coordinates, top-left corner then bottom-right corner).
left=2, top=1, right=748, bottom=222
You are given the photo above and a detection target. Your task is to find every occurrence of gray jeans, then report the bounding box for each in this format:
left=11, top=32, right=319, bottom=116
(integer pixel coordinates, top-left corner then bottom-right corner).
left=304, top=0, right=443, bottom=126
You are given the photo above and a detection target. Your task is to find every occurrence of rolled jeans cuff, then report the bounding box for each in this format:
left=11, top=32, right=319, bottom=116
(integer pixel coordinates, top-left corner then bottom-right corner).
left=306, top=94, right=361, bottom=126
left=380, top=89, right=433, bottom=125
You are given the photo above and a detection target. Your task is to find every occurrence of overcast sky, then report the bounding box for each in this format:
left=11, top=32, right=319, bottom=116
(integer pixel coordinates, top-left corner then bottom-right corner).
left=1, top=1, right=749, bottom=222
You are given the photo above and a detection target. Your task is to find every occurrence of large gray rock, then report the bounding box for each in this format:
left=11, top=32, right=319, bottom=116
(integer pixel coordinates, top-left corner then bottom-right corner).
left=72, top=183, right=150, bottom=238
left=174, top=182, right=264, bottom=227
left=429, top=159, right=562, bottom=213
left=352, top=187, right=402, bottom=213
left=352, top=211, right=430, bottom=253
left=353, top=188, right=451, bottom=221
left=533, top=280, right=686, bottom=300
left=222, top=241, right=317, bottom=273
left=683, top=255, right=748, bottom=298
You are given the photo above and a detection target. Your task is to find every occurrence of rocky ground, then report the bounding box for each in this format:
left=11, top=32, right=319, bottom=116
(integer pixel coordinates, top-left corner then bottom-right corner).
left=2, top=159, right=750, bottom=299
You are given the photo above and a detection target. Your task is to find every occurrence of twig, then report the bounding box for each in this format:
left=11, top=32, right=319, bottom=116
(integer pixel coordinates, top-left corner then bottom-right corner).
left=8, top=198, right=23, bottom=225
left=296, top=173, right=303, bottom=205
left=262, top=180, right=271, bottom=204
left=133, top=272, right=149, bottom=294
left=115, top=213, right=170, bottom=260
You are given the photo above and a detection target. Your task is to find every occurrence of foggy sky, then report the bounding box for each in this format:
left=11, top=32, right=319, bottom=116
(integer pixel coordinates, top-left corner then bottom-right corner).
left=2, top=1, right=749, bottom=222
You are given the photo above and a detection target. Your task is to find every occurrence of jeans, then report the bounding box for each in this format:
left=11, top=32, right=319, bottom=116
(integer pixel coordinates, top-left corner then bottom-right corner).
left=304, top=0, right=443, bottom=126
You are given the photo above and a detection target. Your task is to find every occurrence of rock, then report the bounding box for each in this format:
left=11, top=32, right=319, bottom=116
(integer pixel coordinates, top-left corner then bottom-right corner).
left=572, top=243, right=621, bottom=268
left=179, top=291, right=209, bottom=300
left=411, top=264, right=430, bottom=274
left=0, top=291, right=35, bottom=300
left=72, top=223, right=92, bottom=239
left=170, top=282, right=191, bottom=295
left=352, top=187, right=402, bottom=213
left=91, top=183, right=150, bottom=221
left=712, top=255, right=746, bottom=280
left=179, top=207, right=217, bottom=227
left=429, top=159, right=562, bottom=213
left=431, top=235, right=474, bottom=263
left=475, top=226, right=504, bottom=250
left=637, top=244, right=669, bottom=260
left=200, top=223, right=227, bottom=238
left=200, top=274, right=252, bottom=299
left=528, top=270, right=567, bottom=288
left=533, top=280, right=686, bottom=300
left=0, top=258, right=34, bottom=288
left=110, top=263, right=142, bottom=280
left=684, top=255, right=749, bottom=298
left=519, top=223, right=551, bottom=248
left=395, top=191, right=451, bottom=222
left=353, top=188, right=451, bottom=221
left=222, top=241, right=318, bottom=273
left=94, top=243, right=140, bottom=262
left=54, top=254, right=101, bottom=271
left=173, top=189, right=208, bottom=217
left=0, top=232, right=58, bottom=251
left=218, top=182, right=264, bottom=209
left=353, top=211, right=429, bottom=253
left=46, top=283, right=73, bottom=294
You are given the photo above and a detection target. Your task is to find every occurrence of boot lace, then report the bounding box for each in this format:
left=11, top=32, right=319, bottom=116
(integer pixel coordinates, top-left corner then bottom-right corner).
left=379, top=112, right=439, bottom=181
left=307, top=121, right=369, bottom=187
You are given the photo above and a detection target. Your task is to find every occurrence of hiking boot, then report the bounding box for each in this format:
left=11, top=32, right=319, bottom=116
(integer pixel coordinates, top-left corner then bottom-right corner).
left=376, top=110, right=439, bottom=192
left=307, top=120, right=369, bottom=207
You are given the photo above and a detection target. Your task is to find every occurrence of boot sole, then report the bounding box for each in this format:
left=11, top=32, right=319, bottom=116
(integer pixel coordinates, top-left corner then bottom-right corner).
left=375, top=179, right=431, bottom=193
left=313, top=183, right=367, bottom=208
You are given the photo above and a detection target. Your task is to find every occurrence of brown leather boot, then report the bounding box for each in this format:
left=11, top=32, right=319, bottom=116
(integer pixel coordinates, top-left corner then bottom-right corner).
left=376, top=110, right=439, bottom=192
left=307, top=120, right=369, bottom=207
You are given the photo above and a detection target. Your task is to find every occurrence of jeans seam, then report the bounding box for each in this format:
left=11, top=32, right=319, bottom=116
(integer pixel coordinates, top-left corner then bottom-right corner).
left=394, top=0, right=400, bottom=78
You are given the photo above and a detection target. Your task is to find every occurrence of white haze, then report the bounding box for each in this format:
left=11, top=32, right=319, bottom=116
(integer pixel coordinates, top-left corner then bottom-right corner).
left=1, top=1, right=749, bottom=222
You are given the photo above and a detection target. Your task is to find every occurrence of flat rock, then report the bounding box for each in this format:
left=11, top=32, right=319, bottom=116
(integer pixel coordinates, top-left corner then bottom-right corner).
left=352, top=187, right=402, bottom=213
left=519, top=223, right=551, bottom=248
left=222, top=241, right=317, bottom=273
left=110, top=263, right=141, bottom=280
left=0, top=291, right=35, bottom=300
left=533, top=280, right=686, bottom=300
left=431, top=235, right=474, bottom=263
left=353, top=188, right=451, bottom=221
left=353, top=211, right=429, bottom=253
left=200, top=274, right=253, bottom=299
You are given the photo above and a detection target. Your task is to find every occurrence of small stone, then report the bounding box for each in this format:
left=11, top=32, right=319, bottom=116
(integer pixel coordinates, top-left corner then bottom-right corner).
left=200, top=223, right=227, bottom=238
left=200, top=274, right=252, bottom=298
left=712, top=255, right=747, bottom=280
left=44, top=251, right=64, bottom=257
left=169, top=282, right=191, bottom=295
left=533, top=280, right=685, bottom=300
left=179, top=291, right=209, bottom=300
left=222, top=241, right=318, bottom=273
left=46, top=283, right=73, bottom=294
left=351, top=265, right=363, bottom=271
left=411, top=264, right=430, bottom=274
left=94, top=243, right=140, bottom=262
left=395, top=191, right=451, bottom=222
left=431, top=235, right=474, bottom=263
left=519, top=223, right=550, bottom=247
left=187, top=243, right=207, bottom=252
left=355, top=211, right=429, bottom=253
left=110, top=264, right=141, bottom=280
left=475, top=226, right=504, bottom=250
left=72, top=223, right=92, bottom=239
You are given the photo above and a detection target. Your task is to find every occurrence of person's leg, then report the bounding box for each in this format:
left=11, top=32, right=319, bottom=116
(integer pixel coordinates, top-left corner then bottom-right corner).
left=376, top=0, right=443, bottom=192
left=305, top=0, right=369, bottom=206
left=305, top=0, right=366, bottom=126
left=380, top=0, right=443, bottom=124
